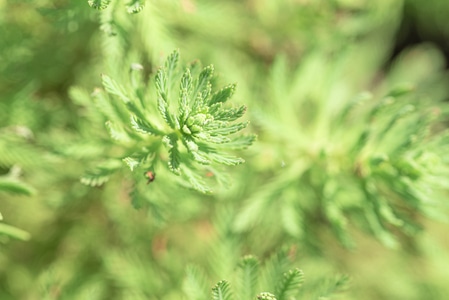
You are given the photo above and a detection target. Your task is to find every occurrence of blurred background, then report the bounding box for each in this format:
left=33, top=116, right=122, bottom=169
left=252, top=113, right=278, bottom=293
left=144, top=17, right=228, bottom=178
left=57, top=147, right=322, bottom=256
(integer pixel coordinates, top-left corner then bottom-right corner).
left=1, top=0, right=449, bottom=299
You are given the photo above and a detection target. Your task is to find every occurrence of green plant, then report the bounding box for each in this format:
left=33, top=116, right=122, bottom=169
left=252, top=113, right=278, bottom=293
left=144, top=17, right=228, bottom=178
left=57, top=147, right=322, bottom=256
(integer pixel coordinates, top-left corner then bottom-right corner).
left=184, top=252, right=348, bottom=300
left=0, top=129, right=36, bottom=241
left=2, top=1, right=449, bottom=299
left=233, top=45, right=449, bottom=249
left=80, top=50, right=255, bottom=201
left=0, top=165, right=33, bottom=241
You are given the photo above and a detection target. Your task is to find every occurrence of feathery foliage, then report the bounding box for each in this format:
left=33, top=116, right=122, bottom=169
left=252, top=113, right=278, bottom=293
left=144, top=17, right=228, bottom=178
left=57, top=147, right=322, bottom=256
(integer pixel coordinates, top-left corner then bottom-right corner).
left=212, top=280, right=233, bottom=300
left=2, top=1, right=449, bottom=299
left=234, top=46, right=449, bottom=248
left=184, top=252, right=347, bottom=300
left=82, top=49, right=254, bottom=195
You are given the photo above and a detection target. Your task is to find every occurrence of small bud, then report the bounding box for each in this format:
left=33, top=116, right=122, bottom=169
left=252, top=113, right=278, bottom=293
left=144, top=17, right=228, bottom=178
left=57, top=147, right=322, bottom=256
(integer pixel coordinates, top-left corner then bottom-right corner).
left=182, top=125, right=192, bottom=134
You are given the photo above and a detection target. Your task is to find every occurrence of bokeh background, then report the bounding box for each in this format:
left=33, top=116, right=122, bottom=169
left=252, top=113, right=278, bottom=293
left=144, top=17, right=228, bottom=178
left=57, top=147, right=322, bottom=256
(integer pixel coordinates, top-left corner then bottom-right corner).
left=1, top=0, right=449, bottom=299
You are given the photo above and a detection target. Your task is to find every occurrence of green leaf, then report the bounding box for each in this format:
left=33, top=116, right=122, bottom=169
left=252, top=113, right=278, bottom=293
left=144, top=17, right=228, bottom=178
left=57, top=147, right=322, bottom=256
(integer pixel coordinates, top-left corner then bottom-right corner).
left=183, top=265, right=209, bottom=300
left=93, top=88, right=129, bottom=124
left=275, top=268, right=304, bottom=300
left=211, top=280, right=232, bottom=300
left=165, top=49, right=180, bottom=80
left=202, top=151, right=245, bottom=166
left=183, top=136, right=199, bottom=152
left=182, top=138, right=211, bottom=164
left=181, top=166, right=212, bottom=194
left=315, top=275, right=350, bottom=299
left=101, top=74, right=131, bottom=103
left=234, top=162, right=308, bottom=232
left=377, top=198, right=404, bottom=227
left=126, top=0, right=145, bottom=14
left=81, top=160, right=122, bottom=187
left=365, top=204, right=398, bottom=248
left=199, top=83, right=212, bottom=106
left=179, top=68, right=193, bottom=123
left=204, top=122, right=249, bottom=136
left=386, top=83, right=414, bottom=97
left=209, top=84, right=236, bottom=105
left=377, top=104, right=415, bottom=141
left=88, top=0, right=110, bottom=10
left=155, top=66, right=176, bottom=128
left=130, top=115, right=163, bottom=136
left=0, top=223, right=31, bottom=241
left=129, top=186, right=146, bottom=210
left=181, top=68, right=193, bottom=92
left=194, top=65, right=214, bottom=101
left=80, top=172, right=112, bottom=187
left=324, top=201, right=353, bottom=248
left=237, top=255, right=260, bottom=300
left=217, top=135, right=256, bottom=150
left=155, top=69, right=168, bottom=98
left=369, top=96, right=395, bottom=119
left=362, top=180, right=400, bottom=248
left=233, top=194, right=271, bottom=232
left=213, top=105, right=247, bottom=122
left=0, top=179, right=36, bottom=196
left=123, top=151, right=154, bottom=171
left=193, top=132, right=230, bottom=144
left=179, top=88, right=191, bottom=125
left=163, top=134, right=181, bottom=174
left=105, top=121, right=132, bottom=142
left=191, top=150, right=212, bottom=165
left=351, top=128, right=371, bottom=154
left=157, top=96, right=176, bottom=129
left=259, top=251, right=290, bottom=294
left=122, top=157, right=140, bottom=171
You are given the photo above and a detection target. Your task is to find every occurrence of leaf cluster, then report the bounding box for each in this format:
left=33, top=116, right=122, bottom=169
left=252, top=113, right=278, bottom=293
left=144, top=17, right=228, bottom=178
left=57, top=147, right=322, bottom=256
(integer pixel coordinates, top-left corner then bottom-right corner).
left=184, top=252, right=348, bottom=300
left=233, top=47, right=449, bottom=248
left=81, top=50, right=254, bottom=196
left=2, top=1, right=449, bottom=299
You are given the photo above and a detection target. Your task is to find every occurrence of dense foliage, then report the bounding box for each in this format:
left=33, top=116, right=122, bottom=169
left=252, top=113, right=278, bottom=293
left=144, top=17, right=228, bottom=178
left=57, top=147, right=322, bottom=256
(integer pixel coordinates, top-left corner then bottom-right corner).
left=1, top=0, right=449, bottom=299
